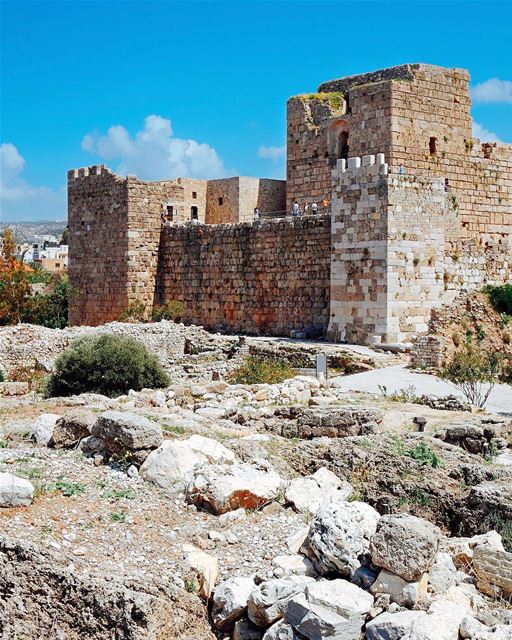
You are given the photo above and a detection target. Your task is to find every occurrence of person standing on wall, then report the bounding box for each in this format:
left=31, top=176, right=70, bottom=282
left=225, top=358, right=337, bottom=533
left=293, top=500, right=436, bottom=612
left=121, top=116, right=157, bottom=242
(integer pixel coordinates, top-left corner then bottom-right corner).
left=304, top=202, right=309, bottom=216
left=311, top=201, right=318, bottom=215
left=254, top=207, right=260, bottom=221
left=292, top=201, right=300, bottom=217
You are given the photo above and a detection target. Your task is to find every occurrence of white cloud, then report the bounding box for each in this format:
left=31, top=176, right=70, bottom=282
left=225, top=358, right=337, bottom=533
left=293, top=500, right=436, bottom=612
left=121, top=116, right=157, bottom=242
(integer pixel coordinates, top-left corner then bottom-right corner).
left=472, top=121, right=503, bottom=143
left=472, top=78, right=512, bottom=103
left=81, top=115, right=230, bottom=180
left=257, top=144, right=286, bottom=162
left=0, top=143, right=65, bottom=221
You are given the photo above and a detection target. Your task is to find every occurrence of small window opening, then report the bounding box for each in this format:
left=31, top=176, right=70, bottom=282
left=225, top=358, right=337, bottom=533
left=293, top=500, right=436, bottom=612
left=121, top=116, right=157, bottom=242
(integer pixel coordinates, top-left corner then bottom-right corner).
left=338, top=131, right=349, bottom=160
left=429, top=137, right=437, bottom=155
left=191, top=206, right=198, bottom=220
left=444, top=178, right=449, bottom=193
left=218, top=197, right=224, bottom=206
left=166, top=205, right=174, bottom=221
left=192, top=191, right=197, bottom=199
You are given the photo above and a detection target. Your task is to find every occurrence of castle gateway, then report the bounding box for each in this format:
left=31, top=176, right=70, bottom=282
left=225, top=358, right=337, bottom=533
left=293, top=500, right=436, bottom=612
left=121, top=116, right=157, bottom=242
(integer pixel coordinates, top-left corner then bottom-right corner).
left=68, top=64, right=512, bottom=344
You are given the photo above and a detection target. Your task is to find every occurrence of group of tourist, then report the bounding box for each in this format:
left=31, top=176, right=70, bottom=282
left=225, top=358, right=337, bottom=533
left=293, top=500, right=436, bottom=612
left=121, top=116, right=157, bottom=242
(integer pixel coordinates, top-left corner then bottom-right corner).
left=253, top=198, right=329, bottom=221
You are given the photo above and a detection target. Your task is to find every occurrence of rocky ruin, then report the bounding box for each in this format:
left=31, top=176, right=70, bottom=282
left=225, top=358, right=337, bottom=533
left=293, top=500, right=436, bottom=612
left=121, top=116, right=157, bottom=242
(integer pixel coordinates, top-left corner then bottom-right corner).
left=0, top=318, right=511, bottom=639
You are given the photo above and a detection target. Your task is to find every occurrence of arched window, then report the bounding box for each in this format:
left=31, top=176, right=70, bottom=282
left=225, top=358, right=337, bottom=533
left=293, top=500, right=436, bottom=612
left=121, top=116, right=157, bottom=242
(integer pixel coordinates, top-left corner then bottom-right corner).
left=338, top=131, right=349, bottom=160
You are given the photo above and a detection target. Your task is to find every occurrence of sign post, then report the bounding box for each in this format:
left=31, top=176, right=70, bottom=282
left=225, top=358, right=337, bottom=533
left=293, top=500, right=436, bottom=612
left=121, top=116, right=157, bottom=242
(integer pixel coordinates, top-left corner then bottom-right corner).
left=316, top=353, right=327, bottom=381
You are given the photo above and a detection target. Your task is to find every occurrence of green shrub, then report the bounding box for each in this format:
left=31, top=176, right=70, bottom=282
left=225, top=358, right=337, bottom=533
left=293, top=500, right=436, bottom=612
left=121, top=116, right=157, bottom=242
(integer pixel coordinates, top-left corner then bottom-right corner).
left=152, top=300, right=185, bottom=322
left=118, top=301, right=149, bottom=323
left=229, top=356, right=295, bottom=385
left=485, top=284, right=512, bottom=316
left=440, top=342, right=501, bottom=408
left=46, top=334, right=170, bottom=398
left=0, top=370, right=4, bottom=383
left=407, top=442, right=443, bottom=468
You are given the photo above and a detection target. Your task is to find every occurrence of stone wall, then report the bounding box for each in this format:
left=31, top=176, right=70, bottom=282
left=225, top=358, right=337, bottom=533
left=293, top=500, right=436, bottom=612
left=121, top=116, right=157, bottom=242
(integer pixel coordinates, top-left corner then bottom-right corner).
left=206, top=177, right=286, bottom=223
left=177, top=178, right=208, bottom=223
left=329, top=153, right=511, bottom=345
left=156, top=215, right=331, bottom=336
left=68, top=165, right=183, bottom=326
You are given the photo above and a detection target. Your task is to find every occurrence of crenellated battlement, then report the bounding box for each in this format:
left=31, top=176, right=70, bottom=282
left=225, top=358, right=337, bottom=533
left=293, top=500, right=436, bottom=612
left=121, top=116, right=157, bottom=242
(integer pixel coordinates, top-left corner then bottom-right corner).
left=67, top=164, right=117, bottom=182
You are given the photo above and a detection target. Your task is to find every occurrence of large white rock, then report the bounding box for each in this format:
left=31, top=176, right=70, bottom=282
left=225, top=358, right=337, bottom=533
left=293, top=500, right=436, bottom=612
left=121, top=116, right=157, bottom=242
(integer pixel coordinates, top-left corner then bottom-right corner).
left=140, top=435, right=235, bottom=490
left=366, top=611, right=427, bottom=640
left=0, top=473, right=34, bottom=507
left=370, top=569, right=428, bottom=607
left=284, top=579, right=373, bottom=640
left=370, top=514, right=441, bottom=581
left=301, top=500, right=380, bottom=578
left=212, top=576, right=254, bottom=630
left=460, top=615, right=512, bottom=640
left=402, top=598, right=469, bottom=640
left=262, top=621, right=299, bottom=639
left=185, top=434, right=236, bottom=464
left=33, top=413, right=61, bottom=445
left=188, top=462, right=285, bottom=514
left=248, top=575, right=315, bottom=627
left=182, top=543, right=219, bottom=598
left=442, top=531, right=504, bottom=571
left=285, top=468, right=352, bottom=515
left=427, top=552, right=457, bottom=594
left=272, top=554, right=316, bottom=578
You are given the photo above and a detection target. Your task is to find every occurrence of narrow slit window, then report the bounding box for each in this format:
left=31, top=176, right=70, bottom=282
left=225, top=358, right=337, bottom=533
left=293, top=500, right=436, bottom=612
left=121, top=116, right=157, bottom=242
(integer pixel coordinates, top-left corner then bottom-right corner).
left=191, top=206, right=198, bottom=220
left=429, top=137, right=437, bottom=155
left=218, top=197, right=224, bottom=206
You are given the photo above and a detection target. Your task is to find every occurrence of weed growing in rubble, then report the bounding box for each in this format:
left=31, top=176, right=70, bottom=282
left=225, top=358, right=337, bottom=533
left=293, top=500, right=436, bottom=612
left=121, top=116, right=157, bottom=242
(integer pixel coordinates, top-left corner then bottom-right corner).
left=102, top=488, right=135, bottom=501
left=407, top=442, right=443, bottom=468
left=109, top=511, right=127, bottom=523
left=229, top=356, right=295, bottom=385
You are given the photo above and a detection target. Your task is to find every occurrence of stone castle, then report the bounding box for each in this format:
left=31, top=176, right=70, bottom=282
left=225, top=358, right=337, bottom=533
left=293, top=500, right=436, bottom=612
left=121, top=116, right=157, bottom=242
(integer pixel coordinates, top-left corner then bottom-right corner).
left=68, top=63, right=511, bottom=344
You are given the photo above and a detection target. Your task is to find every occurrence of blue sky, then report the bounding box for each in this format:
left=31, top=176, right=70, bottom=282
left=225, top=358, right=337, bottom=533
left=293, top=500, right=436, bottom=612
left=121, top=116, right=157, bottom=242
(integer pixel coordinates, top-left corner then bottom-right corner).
left=1, top=0, right=512, bottom=221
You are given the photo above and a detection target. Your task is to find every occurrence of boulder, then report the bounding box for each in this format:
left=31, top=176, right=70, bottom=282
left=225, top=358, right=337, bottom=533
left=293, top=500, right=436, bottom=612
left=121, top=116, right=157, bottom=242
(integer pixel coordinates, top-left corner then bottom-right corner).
left=284, top=579, right=373, bottom=640
left=182, top=544, right=219, bottom=598
left=285, top=468, right=352, bottom=515
left=301, top=500, right=380, bottom=579
left=460, top=616, right=512, bottom=640
left=140, top=436, right=235, bottom=490
left=366, top=611, right=427, bottom=640
left=233, top=619, right=264, bottom=640
left=262, top=621, right=299, bottom=639
left=0, top=473, right=34, bottom=507
left=472, top=546, right=512, bottom=599
left=271, top=555, right=316, bottom=578
left=187, top=463, right=285, bottom=515
left=33, top=413, right=61, bottom=445
left=442, top=531, right=505, bottom=571
left=369, top=514, right=441, bottom=581
left=92, top=411, right=163, bottom=459
left=402, top=598, right=469, bottom=640
left=212, top=576, right=254, bottom=631
left=370, top=569, right=428, bottom=608
left=427, top=552, right=457, bottom=594
left=50, top=409, right=96, bottom=448
left=78, top=436, right=107, bottom=457
left=247, top=576, right=315, bottom=627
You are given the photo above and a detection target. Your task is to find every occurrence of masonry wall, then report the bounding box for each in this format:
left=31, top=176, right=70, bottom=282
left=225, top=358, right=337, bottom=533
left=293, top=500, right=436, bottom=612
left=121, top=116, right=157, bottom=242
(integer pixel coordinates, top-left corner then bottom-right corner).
left=156, top=216, right=331, bottom=336
left=68, top=165, right=183, bottom=326
left=177, top=178, right=208, bottom=222
left=329, top=153, right=511, bottom=345
left=205, top=177, right=286, bottom=223
left=68, top=166, right=130, bottom=326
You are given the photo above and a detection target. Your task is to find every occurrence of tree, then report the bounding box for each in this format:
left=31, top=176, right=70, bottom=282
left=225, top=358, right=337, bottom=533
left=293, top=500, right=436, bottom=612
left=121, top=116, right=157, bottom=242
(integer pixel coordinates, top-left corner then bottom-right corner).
left=441, top=342, right=502, bottom=408
left=0, top=228, right=33, bottom=325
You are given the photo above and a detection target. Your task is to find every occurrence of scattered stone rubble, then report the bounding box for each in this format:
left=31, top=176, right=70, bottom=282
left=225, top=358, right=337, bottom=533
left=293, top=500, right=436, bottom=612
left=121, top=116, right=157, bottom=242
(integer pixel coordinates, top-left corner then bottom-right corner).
left=0, top=328, right=511, bottom=638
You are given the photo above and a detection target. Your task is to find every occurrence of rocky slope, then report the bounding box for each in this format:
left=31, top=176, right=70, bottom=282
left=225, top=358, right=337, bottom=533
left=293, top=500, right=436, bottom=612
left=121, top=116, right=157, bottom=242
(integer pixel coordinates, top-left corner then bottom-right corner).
left=1, top=322, right=511, bottom=639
